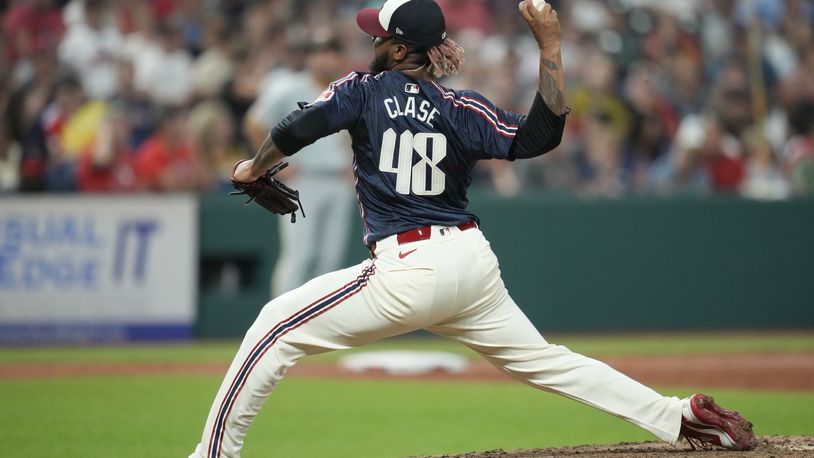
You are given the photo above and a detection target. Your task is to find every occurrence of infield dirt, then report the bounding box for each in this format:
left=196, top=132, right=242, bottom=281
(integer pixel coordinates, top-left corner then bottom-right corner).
left=417, top=435, right=814, bottom=458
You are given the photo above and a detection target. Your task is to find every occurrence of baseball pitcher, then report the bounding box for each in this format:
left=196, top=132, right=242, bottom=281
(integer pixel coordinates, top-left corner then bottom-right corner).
left=190, top=1, right=756, bottom=456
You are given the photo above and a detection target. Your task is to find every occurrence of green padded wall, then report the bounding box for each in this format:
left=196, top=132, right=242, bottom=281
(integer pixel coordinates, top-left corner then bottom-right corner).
left=198, top=193, right=814, bottom=336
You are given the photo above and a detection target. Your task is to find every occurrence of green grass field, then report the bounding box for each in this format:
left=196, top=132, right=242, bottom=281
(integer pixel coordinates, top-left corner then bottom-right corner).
left=1, top=333, right=812, bottom=458
left=3, top=331, right=812, bottom=364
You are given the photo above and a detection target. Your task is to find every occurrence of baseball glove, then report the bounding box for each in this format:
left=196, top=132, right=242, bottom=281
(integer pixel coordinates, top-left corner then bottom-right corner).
left=230, top=161, right=305, bottom=223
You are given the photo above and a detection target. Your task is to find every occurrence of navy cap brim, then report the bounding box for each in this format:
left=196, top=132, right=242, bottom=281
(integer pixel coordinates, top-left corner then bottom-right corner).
left=356, top=8, right=390, bottom=37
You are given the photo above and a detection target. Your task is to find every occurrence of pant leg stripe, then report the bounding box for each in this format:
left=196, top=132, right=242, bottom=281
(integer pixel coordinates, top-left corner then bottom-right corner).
left=209, top=263, right=375, bottom=440
left=208, top=265, right=376, bottom=458
left=206, top=265, right=374, bottom=457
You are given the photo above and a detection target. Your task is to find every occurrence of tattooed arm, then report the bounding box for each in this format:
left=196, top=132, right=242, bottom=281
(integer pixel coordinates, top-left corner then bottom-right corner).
left=539, top=56, right=566, bottom=115
left=232, top=134, right=286, bottom=182
left=519, top=0, right=567, bottom=115
left=506, top=0, right=569, bottom=159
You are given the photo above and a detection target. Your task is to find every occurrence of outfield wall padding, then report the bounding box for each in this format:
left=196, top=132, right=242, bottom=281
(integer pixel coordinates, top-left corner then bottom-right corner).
left=198, top=193, right=814, bottom=336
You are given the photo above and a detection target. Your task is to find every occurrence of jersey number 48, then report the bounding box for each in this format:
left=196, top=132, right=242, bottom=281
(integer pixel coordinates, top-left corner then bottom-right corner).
left=378, top=128, right=447, bottom=196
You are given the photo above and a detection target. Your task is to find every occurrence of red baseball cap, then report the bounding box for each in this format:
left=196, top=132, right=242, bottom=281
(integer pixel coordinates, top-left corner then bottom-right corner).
left=356, top=0, right=447, bottom=48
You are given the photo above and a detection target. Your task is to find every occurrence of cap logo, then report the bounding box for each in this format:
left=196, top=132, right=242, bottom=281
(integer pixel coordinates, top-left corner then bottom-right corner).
left=379, top=0, right=412, bottom=30
left=442, top=32, right=447, bottom=40
left=395, top=27, right=404, bottom=35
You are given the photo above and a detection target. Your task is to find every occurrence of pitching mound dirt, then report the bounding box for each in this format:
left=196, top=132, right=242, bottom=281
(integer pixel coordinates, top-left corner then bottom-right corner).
left=417, top=436, right=814, bottom=458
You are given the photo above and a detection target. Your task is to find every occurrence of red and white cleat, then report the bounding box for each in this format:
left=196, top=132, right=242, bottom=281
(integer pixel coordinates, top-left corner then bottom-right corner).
left=680, top=394, right=757, bottom=451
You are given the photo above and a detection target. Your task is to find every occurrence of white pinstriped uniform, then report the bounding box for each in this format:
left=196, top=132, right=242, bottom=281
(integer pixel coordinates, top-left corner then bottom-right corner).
left=190, top=5, right=686, bottom=451
left=190, top=224, right=683, bottom=457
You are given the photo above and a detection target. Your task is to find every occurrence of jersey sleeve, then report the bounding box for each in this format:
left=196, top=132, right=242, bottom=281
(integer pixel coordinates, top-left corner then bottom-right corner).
left=456, top=90, right=526, bottom=160
left=307, top=72, right=368, bottom=133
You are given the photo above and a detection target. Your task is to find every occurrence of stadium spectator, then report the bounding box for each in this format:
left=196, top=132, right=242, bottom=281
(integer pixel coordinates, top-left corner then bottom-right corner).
left=37, top=73, right=85, bottom=192
left=621, top=63, right=677, bottom=193
left=568, top=49, right=632, bottom=195
left=187, top=99, right=244, bottom=190
left=134, top=106, right=207, bottom=192
left=0, top=119, right=22, bottom=192
left=58, top=0, right=122, bottom=100
left=111, top=58, right=157, bottom=150
left=120, top=2, right=157, bottom=68
left=6, top=47, right=57, bottom=191
left=670, top=61, right=753, bottom=194
left=190, top=13, right=236, bottom=100
left=76, top=101, right=138, bottom=192
left=133, top=21, right=194, bottom=106
left=2, top=0, right=64, bottom=65
left=219, top=2, right=284, bottom=124
left=0, top=0, right=811, bottom=197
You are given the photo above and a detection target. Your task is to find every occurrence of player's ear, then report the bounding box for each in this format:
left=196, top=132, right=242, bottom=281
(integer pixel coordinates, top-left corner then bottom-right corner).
left=390, top=42, right=410, bottom=62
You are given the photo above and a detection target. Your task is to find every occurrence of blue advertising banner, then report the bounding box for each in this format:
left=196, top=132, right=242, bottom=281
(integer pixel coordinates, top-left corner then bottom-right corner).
left=0, top=195, right=198, bottom=344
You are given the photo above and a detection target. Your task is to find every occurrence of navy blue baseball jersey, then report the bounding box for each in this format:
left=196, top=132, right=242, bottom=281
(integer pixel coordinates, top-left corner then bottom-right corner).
left=310, top=71, right=526, bottom=246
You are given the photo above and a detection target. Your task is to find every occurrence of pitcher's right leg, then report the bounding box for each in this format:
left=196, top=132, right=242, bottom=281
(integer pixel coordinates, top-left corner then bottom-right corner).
left=190, top=259, right=413, bottom=458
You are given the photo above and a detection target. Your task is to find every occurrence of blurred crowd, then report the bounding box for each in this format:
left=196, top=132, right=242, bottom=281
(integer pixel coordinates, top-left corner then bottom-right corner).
left=1, top=0, right=813, bottom=198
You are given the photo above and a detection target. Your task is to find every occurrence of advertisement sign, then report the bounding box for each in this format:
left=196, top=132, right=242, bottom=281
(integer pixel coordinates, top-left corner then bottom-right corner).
left=0, top=195, right=198, bottom=343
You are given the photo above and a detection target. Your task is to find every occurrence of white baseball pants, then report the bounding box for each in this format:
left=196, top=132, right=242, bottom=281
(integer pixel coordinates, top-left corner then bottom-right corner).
left=190, top=226, right=682, bottom=458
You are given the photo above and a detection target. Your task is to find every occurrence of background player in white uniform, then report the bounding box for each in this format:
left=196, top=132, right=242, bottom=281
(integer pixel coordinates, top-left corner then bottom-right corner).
left=244, top=34, right=355, bottom=298
left=190, top=1, right=756, bottom=457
